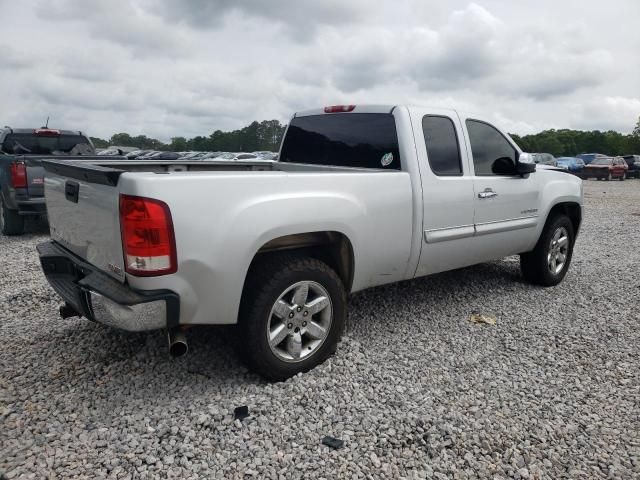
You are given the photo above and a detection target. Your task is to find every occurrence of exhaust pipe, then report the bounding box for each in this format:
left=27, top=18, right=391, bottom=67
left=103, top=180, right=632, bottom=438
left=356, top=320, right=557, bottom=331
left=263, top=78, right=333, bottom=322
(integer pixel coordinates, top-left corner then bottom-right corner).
left=60, top=303, right=80, bottom=319
left=168, top=328, right=188, bottom=357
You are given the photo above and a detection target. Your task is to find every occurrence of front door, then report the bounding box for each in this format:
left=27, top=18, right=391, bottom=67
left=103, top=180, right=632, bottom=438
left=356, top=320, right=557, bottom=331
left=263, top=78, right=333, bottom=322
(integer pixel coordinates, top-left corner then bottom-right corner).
left=461, top=117, right=541, bottom=259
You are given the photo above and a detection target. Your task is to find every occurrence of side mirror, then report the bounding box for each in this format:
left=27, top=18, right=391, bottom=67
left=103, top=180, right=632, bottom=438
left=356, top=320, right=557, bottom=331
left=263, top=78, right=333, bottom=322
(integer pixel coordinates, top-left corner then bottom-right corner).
left=516, top=152, right=536, bottom=175
left=491, top=157, right=517, bottom=175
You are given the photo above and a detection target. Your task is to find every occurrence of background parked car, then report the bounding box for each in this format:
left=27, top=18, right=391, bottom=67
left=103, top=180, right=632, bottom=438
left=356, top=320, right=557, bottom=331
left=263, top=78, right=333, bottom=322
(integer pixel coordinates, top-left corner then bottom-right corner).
left=125, top=149, right=153, bottom=159
left=531, top=153, right=557, bottom=167
left=622, top=155, right=640, bottom=178
left=577, top=153, right=609, bottom=165
left=582, top=156, right=628, bottom=180
left=97, top=147, right=125, bottom=156
left=253, top=151, right=278, bottom=160
left=556, top=157, right=586, bottom=176
left=215, top=152, right=259, bottom=161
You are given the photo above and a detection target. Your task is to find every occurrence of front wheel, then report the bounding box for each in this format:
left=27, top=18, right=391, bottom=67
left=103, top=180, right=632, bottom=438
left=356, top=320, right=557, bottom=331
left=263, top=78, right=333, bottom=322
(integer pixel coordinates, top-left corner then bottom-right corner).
left=0, top=196, right=25, bottom=235
left=239, top=254, right=346, bottom=381
left=520, top=214, right=575, bottom=286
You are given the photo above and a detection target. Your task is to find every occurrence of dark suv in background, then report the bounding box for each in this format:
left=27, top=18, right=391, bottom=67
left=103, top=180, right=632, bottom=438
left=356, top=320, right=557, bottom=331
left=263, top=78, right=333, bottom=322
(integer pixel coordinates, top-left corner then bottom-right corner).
left=0, top=126, right=96, bottom=235
left=623, top=155, right=640, bottom=179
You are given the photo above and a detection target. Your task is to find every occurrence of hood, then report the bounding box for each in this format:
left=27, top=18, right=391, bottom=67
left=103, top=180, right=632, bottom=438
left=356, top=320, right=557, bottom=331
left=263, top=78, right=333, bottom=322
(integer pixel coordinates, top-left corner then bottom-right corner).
left=535, top=164, right=569, bottom=173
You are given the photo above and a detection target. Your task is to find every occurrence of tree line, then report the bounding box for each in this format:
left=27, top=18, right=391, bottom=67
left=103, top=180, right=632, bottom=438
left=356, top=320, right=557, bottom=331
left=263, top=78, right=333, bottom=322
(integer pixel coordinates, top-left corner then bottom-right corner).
left=511, top=123, right=640, bottom=157
left=90, top=119, right=286, bottom=152
left=91, top=117, right=640, bottom=156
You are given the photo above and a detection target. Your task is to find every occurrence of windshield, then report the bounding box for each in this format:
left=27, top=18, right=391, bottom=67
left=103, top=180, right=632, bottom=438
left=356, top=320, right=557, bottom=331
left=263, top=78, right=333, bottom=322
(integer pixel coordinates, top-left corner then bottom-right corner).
left=280, top=113, right=401, bottom=169
left=590, top=158, right=611, bottom=165
left=2, top=133, right=93, bottom=155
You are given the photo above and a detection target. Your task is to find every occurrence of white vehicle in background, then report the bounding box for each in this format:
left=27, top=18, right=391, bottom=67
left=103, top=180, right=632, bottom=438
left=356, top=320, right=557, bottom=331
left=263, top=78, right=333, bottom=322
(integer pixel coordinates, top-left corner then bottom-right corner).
left=253, top=151, right=278, bottom=160
left=214, top=152, right=259, bottom=161
left=38, top=104, right=582, bottom=380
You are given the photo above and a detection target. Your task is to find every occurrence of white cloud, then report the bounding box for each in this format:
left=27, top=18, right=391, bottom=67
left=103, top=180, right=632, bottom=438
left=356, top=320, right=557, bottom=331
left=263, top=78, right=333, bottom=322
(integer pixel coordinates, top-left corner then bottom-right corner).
left=0, top=0, right=637, bottom=141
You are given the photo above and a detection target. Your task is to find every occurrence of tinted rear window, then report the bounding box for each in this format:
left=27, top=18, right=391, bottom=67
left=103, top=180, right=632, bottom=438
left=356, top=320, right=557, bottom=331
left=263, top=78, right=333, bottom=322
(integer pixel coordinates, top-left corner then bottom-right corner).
left=2, top=133, right=93, bottom=155
left=422, top=115, right=462, bottom=175
left=280, top=113, right=401, bottom=169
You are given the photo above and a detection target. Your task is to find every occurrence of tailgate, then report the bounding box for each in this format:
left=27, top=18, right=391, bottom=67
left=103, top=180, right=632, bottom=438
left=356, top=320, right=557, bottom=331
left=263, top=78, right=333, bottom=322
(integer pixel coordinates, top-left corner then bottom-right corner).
left=44, top=164, right=126, bottom=282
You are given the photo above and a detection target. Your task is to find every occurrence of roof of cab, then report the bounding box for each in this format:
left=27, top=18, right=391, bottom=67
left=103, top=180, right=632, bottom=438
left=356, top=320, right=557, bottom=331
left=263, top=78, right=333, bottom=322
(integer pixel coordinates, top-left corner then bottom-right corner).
left=294, top=104, right=463, bottom=118
left=294, top=105, right=398, bottom=117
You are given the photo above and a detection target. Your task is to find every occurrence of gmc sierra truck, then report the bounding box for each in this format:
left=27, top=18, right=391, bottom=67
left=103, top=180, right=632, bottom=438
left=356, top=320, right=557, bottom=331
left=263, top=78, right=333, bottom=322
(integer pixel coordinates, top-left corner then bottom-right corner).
left=0, top=126, right=97, bottom=235
left=37, top=105, right=583, bottom=380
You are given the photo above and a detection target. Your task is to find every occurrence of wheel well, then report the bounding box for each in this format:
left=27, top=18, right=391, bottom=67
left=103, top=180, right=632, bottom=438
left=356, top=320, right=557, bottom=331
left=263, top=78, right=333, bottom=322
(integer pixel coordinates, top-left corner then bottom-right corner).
left=251, top=231, right=355, bottom=292
left=548, top=202, right=581, bottom=235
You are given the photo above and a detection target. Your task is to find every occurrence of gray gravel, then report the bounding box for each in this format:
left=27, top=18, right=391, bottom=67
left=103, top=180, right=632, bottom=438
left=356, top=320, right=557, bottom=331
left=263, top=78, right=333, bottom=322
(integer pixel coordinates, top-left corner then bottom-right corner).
left=1, top=179, right=639, bottom=479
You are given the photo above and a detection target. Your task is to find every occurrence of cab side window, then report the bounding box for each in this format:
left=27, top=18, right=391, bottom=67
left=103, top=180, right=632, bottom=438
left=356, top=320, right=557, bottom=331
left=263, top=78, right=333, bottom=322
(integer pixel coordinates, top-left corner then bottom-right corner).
left=466, top=120, right=517, bottom=176
left=422, top=116, right=463, bottom=176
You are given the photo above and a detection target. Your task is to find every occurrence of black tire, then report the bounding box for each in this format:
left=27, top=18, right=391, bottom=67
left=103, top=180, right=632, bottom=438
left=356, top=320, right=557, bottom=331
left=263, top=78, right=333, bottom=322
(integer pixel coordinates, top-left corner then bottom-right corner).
left=619, top=173, right=626, bottom=181
left=606, top=172, right=612, bottom=181
left=239, top=254, right=346, bottom=381
left=520, top=214, right=575, bottom=287
left=0, top=196, right=25, bottom=235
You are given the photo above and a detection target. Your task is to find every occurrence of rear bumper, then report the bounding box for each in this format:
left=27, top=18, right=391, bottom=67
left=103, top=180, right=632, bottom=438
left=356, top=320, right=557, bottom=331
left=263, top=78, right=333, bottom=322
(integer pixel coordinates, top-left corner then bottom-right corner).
left=37, top=241, right=180, bottom=332
left=2, top=190, right=46, bottom=215
left=16, top=197, right=47, bottom=216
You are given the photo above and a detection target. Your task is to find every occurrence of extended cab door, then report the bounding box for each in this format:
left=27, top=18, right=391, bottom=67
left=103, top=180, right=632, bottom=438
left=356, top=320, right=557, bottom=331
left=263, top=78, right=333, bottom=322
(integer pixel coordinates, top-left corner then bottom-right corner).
left=461, top=116, right=541, bottom=258
left=410, top=108, right=478, bottom=276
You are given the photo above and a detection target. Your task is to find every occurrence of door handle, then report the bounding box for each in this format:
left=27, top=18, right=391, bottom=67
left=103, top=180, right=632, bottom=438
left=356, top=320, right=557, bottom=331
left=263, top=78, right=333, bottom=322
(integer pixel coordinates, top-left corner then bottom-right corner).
left=478, top=188, right=498, bottom=199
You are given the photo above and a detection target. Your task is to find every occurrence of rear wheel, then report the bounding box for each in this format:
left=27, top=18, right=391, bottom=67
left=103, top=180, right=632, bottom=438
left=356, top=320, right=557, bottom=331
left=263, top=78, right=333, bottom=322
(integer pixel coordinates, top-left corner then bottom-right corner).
left=520, top=214, right=575, bottom=286
left=239, top=254, right=346, bottom=381
left=0, top=196, right=24, bottom=235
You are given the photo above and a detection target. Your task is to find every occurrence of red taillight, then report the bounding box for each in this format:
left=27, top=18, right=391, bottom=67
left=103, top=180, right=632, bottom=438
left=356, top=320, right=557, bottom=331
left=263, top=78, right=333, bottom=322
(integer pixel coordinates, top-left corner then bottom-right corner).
left=10, top=163, right=27, bottom=188
left=34, top=128, right=60, bottom=136
left=119, top=194, right=177, bottom=276
left=324, top=105, right=356, bottom=113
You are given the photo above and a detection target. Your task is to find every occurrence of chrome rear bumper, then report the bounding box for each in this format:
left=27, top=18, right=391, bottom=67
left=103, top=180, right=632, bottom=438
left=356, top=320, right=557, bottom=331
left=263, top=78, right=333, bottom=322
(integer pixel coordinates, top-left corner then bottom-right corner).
left=37, top=241, right=179, bottom=332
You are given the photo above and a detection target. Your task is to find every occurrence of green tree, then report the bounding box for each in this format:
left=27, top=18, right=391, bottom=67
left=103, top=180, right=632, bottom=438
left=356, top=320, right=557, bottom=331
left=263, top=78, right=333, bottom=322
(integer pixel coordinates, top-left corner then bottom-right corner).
left=633, top=116, right=640, bottom=137
left=90, top=137, right=109, bottom=148
left=168, top=137, right=188, bottom=151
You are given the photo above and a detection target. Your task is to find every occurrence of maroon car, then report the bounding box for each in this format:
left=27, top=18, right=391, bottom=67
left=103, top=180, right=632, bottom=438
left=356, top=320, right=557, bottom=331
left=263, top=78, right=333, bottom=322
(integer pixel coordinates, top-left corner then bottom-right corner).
left=582, top=156, right=629, bottom=181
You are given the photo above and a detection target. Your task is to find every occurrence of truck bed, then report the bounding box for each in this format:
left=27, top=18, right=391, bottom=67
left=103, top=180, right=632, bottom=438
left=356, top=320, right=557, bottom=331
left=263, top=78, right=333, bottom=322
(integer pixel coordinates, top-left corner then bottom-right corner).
left=42, top=158, right=393, bottom=186
left=42, top=158, right=414, bottom=325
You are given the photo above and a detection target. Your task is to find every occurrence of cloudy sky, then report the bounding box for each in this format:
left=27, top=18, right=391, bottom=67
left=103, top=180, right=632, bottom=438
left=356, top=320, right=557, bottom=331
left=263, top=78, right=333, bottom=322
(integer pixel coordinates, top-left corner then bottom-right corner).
left=1, top=0, right=638, bottom=141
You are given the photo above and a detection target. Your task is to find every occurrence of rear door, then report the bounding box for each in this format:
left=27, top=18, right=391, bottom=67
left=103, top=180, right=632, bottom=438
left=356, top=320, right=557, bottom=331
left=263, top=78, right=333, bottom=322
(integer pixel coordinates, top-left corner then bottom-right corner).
left=409, top=108, right=477, bottom=276
left=461, top=117, right=541, bottom=258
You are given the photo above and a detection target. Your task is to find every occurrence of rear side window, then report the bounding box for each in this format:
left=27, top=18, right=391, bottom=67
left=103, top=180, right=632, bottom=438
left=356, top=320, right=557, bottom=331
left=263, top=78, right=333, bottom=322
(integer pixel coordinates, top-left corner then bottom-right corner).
left=422, top=116, right=462, bottom=175
left=280, top=113, right=401, bottom=169
left=465, top=120, right=517, bottom=176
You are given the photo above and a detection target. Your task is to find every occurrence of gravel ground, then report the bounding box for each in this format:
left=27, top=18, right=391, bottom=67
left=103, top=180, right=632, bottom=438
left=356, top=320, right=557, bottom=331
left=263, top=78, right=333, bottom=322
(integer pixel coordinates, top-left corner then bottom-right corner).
left=1, top=179, right=639, bottom=479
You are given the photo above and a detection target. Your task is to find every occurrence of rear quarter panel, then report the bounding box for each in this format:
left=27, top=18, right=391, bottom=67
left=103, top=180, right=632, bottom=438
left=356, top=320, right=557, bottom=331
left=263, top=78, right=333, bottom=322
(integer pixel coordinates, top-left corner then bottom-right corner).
left=121, top=170, right=414, bottom=325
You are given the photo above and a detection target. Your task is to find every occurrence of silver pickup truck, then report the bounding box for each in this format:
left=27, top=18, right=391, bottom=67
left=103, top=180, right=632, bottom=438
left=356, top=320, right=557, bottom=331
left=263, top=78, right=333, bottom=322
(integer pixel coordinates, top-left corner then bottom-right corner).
left=38, top=105, right=583, bottom=380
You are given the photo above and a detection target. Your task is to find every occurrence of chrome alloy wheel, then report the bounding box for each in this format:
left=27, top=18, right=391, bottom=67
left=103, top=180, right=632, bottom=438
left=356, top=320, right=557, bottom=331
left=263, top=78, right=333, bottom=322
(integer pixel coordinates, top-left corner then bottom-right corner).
left=267, top=281, right=332, bottom=363
left=548, top=226, right=569, bottom=275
